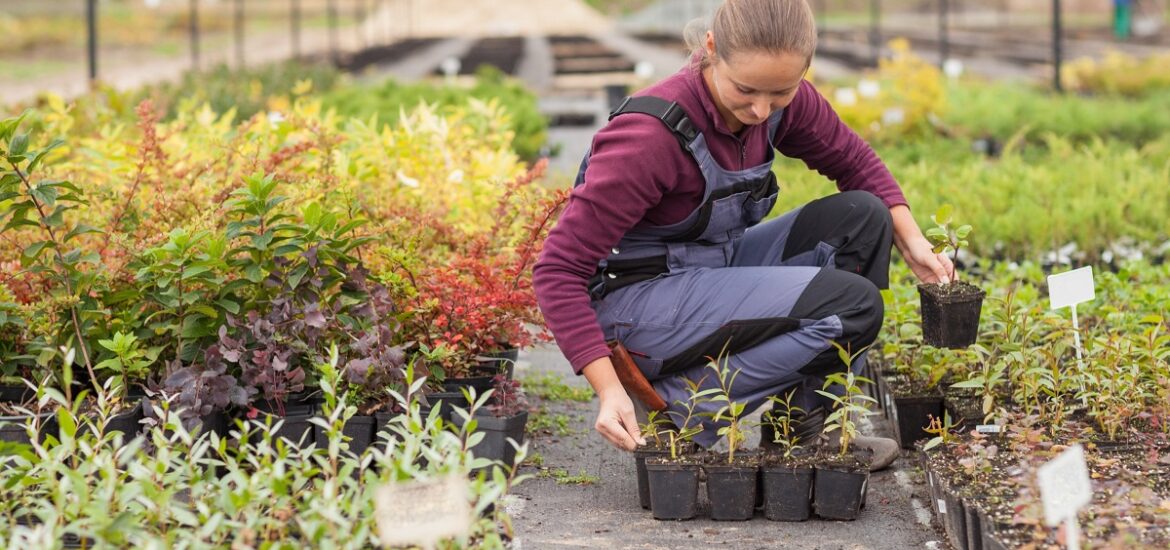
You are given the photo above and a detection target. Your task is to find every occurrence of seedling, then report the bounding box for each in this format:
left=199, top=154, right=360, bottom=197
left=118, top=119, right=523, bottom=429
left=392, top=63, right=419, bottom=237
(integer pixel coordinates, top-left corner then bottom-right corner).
left=923, top=412, right=962, bottom=451
left=706, top=353, right=747, bottom=463
left=665, top=376, right=719, bottom=460
left=924, top=203, right=970, bottom=283
left=764, top=388, right=805, bottom=459
left=638, top=409, right=676, bottom=449
left=815, top=342, right=877, bottom=457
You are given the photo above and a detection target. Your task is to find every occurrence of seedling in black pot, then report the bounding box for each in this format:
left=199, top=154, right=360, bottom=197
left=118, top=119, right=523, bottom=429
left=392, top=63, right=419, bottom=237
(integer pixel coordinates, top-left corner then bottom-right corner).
left=919, top=204, right=985, bottom=348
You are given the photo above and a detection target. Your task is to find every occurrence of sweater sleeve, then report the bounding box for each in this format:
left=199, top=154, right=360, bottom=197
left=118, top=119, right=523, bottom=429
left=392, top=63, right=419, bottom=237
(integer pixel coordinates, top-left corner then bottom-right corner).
left=774, top=80, right=908, bottom=209
left=532, top=115, right=685, bottom=374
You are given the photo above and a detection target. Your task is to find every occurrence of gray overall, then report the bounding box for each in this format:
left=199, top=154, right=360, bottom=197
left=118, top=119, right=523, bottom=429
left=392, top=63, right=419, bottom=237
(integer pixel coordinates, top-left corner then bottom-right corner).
left=581, top=97, right=892, bottom=447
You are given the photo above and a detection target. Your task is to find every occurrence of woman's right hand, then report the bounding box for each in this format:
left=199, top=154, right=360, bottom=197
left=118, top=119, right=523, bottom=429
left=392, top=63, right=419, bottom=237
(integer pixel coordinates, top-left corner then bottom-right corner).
left=583, top=356, right=646, bottom=451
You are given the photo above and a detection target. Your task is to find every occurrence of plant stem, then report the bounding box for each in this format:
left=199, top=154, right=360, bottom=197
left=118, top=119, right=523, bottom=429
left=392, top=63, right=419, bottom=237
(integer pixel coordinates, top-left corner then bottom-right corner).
left=12, top=164, right=97, bottom=398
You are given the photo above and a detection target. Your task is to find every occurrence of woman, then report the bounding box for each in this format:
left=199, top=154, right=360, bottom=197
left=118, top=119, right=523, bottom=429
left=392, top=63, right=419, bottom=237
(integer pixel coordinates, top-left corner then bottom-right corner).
left=532, top=0, right=951, bottom=470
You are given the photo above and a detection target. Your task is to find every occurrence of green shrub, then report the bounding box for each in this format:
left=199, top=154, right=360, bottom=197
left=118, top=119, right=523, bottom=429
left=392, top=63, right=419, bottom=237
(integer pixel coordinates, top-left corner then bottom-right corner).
left=320, top=66, right=548, bottom=160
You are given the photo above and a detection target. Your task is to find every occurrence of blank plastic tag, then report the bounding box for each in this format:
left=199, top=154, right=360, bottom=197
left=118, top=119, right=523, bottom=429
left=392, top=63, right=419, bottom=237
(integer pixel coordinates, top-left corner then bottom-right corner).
left=937, top=499, right=947, bottom=514
left=1048, top=266, right=1095, bottom=309
left=376, top=475, right=471, bottom=548
left=976, top=424, right=1002, bottom=434
left=1037, top=445, right=1092, bottom=526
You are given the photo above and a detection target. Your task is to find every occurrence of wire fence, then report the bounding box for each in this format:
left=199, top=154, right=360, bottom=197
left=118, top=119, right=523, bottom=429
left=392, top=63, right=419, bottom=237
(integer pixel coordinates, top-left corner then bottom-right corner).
left=0, top=0, right=418, bottom=93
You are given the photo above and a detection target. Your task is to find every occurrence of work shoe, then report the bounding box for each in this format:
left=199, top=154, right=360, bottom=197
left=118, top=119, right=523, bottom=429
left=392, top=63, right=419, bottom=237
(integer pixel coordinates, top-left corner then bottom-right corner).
left=825, top=435, right=900, bottom=472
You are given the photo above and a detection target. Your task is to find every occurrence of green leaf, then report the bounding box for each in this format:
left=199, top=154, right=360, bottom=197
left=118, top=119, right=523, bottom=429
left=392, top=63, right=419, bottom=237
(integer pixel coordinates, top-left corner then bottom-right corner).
left=243, top=263, right=265, bottom=283
left=64, top=224, right=102, bottom=242
left=215, top=298, right=240, bottom=315
left=29, top=183, right=59, bottom=206
left=951, top=379, right=986, bottom=389
left=8, top=133, right=29, bottom=157
left=180, top=265, right=212, bottom=280
left=26, top=139, right=63, bottom=173
left=56, top=407, right=77, bottom=439
left=933, top=204, right=953, bottom=225
left=21, top=240, right=53, bottom=262
left=189, top=304, right=218, bottom=318
left=955, top=225, right=972, bottom=239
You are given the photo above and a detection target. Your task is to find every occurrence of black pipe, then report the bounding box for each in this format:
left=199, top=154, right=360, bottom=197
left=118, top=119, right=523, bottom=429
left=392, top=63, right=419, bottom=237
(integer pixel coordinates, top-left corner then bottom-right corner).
left=1053, top=0, right=1063, bottom=92
left=235, top=0, right=245, bottom=68
left=189, top=0, right=200, bottom=71
left=355, top=0, right=366, bottom=50
left=291, top=0, right=302, bottom=60
left=869, top=0, right=880, bottom=64
left=328, top=0, right=339, bottom=63
left=86, top=0, right=97, bottom=84
left=940, top=0, right=949, bottom=67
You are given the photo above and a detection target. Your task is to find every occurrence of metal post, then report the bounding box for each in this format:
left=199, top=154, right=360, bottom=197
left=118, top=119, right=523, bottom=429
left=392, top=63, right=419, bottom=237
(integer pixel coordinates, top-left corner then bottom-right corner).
left=189, top=0, right=200, bottom=72
left=86, top=0, right=98, bottom=84
left=940, top=0, right=950, bottom=66
left=328, top=0, right=339, bottom=63
left=1053, top=0, right=1063, bottom=92
left=869, top=0, right=881, bottom=64
left=234, top=0, right=245, bottom=68
left=291, top=0, right=301, bottom=60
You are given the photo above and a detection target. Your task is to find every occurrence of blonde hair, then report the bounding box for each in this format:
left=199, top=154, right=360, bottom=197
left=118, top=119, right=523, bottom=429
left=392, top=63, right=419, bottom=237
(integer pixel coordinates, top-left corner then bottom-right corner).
left=683, top=0, right=817, bottom=69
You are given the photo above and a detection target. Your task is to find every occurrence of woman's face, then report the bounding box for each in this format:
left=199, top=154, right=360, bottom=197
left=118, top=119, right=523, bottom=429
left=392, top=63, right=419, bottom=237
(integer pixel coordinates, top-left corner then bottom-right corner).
left=705, top=33, right=808, bottom=130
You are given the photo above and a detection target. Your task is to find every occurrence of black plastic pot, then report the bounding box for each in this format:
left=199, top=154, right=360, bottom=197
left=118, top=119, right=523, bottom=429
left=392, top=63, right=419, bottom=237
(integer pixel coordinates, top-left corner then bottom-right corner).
left=420, top=391, right=469, bottom=423
left=0, top=383, right=34, bottom=404
left=761, top=464, right=814, bottom=521
left=249, top=395, right=321, bottom=448
left=314, top=414, right=376, bottom=456
left=944, top=389, right=984, bottom=432
left=964, top=497, right=984, bottom=550
left=978, top=506, right=1012, bottom=550
left=813, top=462, right=869, bottom=520
left=373, top=410, right=405, bottom=451
left=443, top=375, right=494, bottom=399
left=918, top=282, right=985, bottom=348
left=0, top=411, right=54, bottom=445
left=942, top=482, right=968, bottom=550
left=454, top=410, right=528, bottom=466
left=645, top=460, right=700, bottom=520
left=891, top=393, right=945, bottom=449
left=633, top=446, right=671, bottom=509
left=705, top=463, right=757, bottom=521
left=475, top=347, right=519, bottom=380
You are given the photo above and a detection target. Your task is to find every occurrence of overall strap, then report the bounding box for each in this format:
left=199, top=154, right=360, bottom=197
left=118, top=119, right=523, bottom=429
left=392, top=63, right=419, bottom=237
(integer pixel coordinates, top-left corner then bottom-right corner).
left=609, top=96, right=700, bottom=150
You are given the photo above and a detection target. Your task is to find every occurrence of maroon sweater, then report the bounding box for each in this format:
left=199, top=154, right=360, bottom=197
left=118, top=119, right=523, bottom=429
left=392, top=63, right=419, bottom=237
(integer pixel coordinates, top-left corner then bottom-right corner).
left=533, top=65, right=907, bottom=374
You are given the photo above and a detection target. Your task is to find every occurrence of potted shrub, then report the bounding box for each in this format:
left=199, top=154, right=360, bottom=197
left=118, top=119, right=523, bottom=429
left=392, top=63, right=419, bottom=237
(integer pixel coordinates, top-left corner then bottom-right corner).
left=812, top=344, right=877, bottom=521
left=633, top=410, right=679, bottom=510
left=452, top=374, right=529, bottom=466
left=760, top=389, right=816, bottom=522
left=703, top=358, right=758, bottom=521
left=919, top=204, right=985, bottom=348
left=645, top=378, right=717, bottom=521
left=0, top=116, right=145, bottom=442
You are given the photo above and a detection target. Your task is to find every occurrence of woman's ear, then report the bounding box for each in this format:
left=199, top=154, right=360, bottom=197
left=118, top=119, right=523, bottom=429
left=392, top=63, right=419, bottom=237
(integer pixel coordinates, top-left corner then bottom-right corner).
left=704, top=31, right=716, bottom=59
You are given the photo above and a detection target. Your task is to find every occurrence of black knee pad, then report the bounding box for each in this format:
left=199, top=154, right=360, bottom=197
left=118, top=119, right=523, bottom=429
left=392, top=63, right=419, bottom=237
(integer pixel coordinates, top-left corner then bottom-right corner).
left=790, top=268, right=884, bottom=376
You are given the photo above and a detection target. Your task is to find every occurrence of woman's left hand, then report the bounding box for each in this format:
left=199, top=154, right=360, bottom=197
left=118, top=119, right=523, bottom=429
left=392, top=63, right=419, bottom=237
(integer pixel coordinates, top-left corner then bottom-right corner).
left=900, top=236, right=953, bottom=284
left=890, top=205, right=954, bottom=284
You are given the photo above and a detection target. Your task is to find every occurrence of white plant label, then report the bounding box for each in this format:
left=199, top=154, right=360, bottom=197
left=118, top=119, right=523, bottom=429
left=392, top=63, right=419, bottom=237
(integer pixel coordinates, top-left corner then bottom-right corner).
left=1048, top=266, right=1095, bottom=390
left=376, top=475, right=471, bottom=549
left=976, top=424, right=1002, bottom=434
left=937, top=499, right=947, bottom=514
left=1036, top=445, right=1092, bottom=527
left=1048, top=266, right=1095, bottom=310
